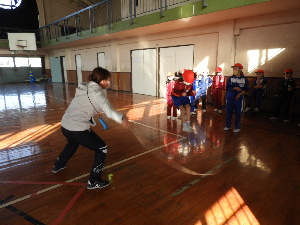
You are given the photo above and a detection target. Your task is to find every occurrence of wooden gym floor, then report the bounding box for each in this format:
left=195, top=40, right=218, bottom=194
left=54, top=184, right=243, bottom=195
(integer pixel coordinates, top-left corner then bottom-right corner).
left=0, top=83, right=300, bottom=225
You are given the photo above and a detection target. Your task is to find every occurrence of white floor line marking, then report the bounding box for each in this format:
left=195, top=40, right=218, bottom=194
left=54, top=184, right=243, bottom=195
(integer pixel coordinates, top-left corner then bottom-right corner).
left=0, top=137, right=186, bottom=209
left=129, top=120, right=185, bottom=138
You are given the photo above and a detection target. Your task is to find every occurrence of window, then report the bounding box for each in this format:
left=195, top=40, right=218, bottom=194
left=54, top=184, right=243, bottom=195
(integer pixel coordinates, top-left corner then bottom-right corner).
left=15, top=57, right=29, bottom=67
left=0, top=0, right=22, bottom=10
left=29, top=58, right=42, bottom=67
left=0, top=57, right=14, bottom=67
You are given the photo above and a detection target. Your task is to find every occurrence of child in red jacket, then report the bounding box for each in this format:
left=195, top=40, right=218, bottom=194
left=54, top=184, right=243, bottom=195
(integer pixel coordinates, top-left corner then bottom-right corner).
left=171, top=70, right=196, bottom=132
left=212, top=67, right=226, bottom=114
left=165, top=72, right=177, bottom=120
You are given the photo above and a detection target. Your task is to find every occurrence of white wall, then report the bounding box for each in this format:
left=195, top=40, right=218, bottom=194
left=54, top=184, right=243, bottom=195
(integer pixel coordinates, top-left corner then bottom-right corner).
left=42, top=8, right=300, bottom=79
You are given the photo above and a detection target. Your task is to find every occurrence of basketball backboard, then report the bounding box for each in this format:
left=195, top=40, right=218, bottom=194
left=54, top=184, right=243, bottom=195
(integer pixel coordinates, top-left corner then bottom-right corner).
left=7, top=33, right=37, bottom=51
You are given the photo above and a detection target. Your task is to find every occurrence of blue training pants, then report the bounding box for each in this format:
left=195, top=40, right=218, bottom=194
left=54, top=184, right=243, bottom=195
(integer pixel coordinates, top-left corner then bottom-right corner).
left=225, top=99, right=243, bottom=129
left=190, top=96, right=195, bottom=112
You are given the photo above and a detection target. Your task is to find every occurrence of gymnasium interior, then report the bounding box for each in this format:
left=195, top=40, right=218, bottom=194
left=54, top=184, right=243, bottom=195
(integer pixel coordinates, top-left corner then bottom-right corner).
left=1, top=0, right=300, bottom=224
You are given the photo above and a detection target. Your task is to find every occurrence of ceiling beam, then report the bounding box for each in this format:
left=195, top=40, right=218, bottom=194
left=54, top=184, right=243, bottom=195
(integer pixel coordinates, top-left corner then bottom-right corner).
left=80, top=0, right=94, bottom=6
left=69, top=0, right=88, bottom=8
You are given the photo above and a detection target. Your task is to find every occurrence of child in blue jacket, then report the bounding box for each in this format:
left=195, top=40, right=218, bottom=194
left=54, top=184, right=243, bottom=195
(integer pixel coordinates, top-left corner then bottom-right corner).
left=194, top=69, right=212, bottom=113
left=223, top=63, right=250, bottom=133
left=190, top=73, right=199, bottom=115
left=245, top=69, right=267, bottom=113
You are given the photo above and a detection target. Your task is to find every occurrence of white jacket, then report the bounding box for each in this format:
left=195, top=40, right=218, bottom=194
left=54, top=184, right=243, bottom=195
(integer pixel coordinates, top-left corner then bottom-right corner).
left=61, top=81, right=123, bottom=131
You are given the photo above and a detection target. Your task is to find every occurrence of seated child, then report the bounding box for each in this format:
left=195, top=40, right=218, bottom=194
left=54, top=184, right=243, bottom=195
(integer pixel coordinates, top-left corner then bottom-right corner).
left=212, top=67, right=226, bottom=114
left=171, top=70, right=196, bottom=132
left=224, top=63, right=250, bottom=133
left=165, top=72, right=177, bottom=120
left=245, top=69, right=267, bottom=112
left=270, top=68, right=297, bottom=122
left=194, top=68, right=212, bottom=113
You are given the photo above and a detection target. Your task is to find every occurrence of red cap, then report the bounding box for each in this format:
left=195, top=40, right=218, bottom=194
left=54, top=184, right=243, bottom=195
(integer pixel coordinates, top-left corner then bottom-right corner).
left=284, top=68, right=293, bottom=73
left=216, top=67, right=222, bottom=72
left=231, top=63, right=243, bottom=69
left=182, top=70, right=195, bottom=84
left=255, top=70, right=264, bottom=74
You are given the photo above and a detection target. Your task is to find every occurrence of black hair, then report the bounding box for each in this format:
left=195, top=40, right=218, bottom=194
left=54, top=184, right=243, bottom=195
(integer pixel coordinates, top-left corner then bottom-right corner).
left=174, top=71, right=183, bottom=81
left=89, top=67, right=111, bottom=84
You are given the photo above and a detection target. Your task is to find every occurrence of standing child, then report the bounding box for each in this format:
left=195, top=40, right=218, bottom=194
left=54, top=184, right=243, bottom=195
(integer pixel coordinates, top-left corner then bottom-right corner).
left=171, top=70, right=196, bottom=132
left=212, top=67, right=226, bottom=114
left=165, top=72, right=177, bottom=120
left=245, top=69, right=267, bottom=112
left=52, top=67, right=129, bottom=189
left=270, top=68, right=297, bottom=122
left=223, top=63, right=250, bottom=133
left=194, top=68, right=212, bottom=113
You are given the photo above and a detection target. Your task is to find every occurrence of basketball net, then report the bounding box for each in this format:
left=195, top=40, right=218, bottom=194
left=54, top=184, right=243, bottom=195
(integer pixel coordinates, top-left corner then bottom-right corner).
left=16, top=45, right=25, bottom=53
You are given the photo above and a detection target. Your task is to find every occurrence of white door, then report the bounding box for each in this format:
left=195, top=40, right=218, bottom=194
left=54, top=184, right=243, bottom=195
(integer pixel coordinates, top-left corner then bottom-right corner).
left=159, top=45, right=194, bottom=97
left=97, top=52, right=105, bottom=68
left=144, top=49, right=156, bottom=96
left=62, top=56, right=68, bottom=83
left=175, top=45, right=194, bottom=71
left=159, top=47, right=176, bottom=97
left=132, top=49, right=157, bottom=96
left=50, top=57, right=62, bottom=82
left=75, top=55, right=82, bottom=84
left=132, top=50, right=145, bottom=95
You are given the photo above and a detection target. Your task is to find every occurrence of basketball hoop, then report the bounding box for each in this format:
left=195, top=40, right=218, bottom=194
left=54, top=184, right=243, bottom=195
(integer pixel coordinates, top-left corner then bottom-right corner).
left=16, top=45, right=25, bottom=53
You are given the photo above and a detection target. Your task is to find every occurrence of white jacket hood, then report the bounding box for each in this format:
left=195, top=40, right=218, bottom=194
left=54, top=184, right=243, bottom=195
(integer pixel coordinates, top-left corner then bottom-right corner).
left=61, top=81, right=123, bottom=131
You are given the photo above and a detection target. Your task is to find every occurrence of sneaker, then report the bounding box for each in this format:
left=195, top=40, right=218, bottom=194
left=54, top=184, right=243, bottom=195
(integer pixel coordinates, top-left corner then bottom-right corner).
left=178, top=116, right=181, bottom=119
left=214, top=108, right=218, bottom=112
left=194, top=108, right=197, bottom=112
left=270, top=117, right=279, bottom=120
left=233, top=129, right=240, bottom=133
left=223, top=127, right=230, bottom=131
left=172, top=117, right=176, bottom=121
left=284, top=119, right=289, bottom=122
left=244, top=107, right=251, bottom=112
left=254, top=108, right=259, bottom=112
left=218, top=110, right=222, bottom=114
left=52, top=165, right=66, bottom=173
left=203, top=109, right=206, bottom=113
left=191, top=111, right=197, bottom=115
left=167, top=116, right=171, bottom=119
left=87, top=180, right=110, bottom=189
left=183, top=125, right=194, bottom=133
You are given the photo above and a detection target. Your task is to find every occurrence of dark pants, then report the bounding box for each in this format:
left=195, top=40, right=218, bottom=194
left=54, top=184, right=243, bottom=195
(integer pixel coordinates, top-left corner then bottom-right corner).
left=213, top=89, right=223, bottom=110
left=273, top=95, right=294, bottom=120
left=195, top=94, right=206, bottom=110
left=226, top=99, right=243, bottom=129
left=246, top=89, right=265, bottom=109
left=55, top=127, right=107, bottom=183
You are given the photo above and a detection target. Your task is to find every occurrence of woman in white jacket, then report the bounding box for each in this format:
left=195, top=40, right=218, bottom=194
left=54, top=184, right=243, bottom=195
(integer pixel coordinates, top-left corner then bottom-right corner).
left=52, top=67, right=129, bottom=189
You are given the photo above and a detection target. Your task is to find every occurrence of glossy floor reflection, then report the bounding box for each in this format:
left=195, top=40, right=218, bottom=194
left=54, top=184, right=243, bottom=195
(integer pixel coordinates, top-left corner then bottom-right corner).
left=0, top=83, right=300, bottom=225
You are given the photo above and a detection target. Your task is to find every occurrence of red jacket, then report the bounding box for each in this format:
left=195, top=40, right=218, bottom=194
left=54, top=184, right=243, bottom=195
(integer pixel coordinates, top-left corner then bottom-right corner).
left=171, top=80, right=195, bottom=97
left=212, top=74, right=226, bottom=90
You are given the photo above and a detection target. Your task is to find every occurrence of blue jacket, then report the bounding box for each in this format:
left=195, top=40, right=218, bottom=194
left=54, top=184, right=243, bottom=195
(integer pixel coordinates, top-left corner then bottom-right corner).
left=195, top=75, right=212, bottom=99
left=226, top=75, right=250, bottom=101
